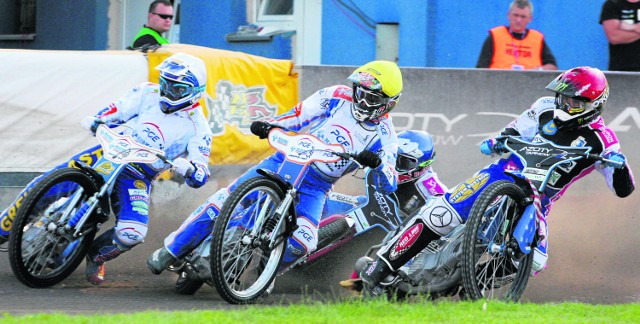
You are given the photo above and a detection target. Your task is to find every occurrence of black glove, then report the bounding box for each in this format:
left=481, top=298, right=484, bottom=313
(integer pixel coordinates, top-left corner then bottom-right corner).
left=250, top=121, right=273, bottom=139
left=356, top=150, right=382, bottom=168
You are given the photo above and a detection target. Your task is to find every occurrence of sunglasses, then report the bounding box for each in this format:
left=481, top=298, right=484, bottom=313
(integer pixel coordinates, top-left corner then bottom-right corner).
left=152, top=12, right=174, bottom=20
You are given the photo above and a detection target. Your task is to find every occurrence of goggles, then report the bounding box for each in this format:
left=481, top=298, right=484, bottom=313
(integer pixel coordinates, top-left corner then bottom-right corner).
left=354, top=86, right=389, bottom=110
left=396, top=154, right=434, bottom=172
left=556, top=94, right=587, bottom=115
left=159, top=77, right=203, bottom=102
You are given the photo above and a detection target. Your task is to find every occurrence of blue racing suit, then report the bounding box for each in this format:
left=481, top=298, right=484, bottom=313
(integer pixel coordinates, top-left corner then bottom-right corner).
left=162, top=85, right=399, bottom=266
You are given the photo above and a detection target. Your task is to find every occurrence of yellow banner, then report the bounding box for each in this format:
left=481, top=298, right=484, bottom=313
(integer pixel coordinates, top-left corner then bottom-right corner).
left=146, top=44, right=299, bottom=165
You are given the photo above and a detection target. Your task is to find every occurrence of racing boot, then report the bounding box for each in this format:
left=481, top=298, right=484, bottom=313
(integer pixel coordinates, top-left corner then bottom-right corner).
left=85, top=228, right=129, bottom=285
left=85, top=256, right=106, bottom=286
left=339, top=256, right=372, bottom=295
left=360, top=258, right=393, bottom=298
left=147, top=247, right=177, bottom=275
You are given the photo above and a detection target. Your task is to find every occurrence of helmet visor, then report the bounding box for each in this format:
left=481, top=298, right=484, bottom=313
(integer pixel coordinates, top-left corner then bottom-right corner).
left=556, top=94, right=587, bottom=115
left=160, top=77, right=201, bottom=102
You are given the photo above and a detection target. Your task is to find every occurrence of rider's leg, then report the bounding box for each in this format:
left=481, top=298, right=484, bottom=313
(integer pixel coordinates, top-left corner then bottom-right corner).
left=360, top=196, right=463, bottom=295
left=147, top=154, right=284, bottom=274
left=147, top=188, right=228, bottom=274
left=86, top=172, right=150, bottom=285
left=280, top=177, right=331, bottom=268
left=0, top=145, right=102, bottom=243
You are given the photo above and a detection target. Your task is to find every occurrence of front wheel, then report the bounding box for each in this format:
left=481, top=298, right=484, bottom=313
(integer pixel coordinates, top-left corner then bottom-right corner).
left=210, top=177, right=286, bottom=304
left=461, top=180, right=533, bottom=302
left=8, top=168, right=100, bottom=288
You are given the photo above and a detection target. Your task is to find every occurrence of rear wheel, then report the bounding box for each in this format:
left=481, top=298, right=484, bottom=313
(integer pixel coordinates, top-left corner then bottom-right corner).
left=461, top=180, right=533, bottom=302
left=210, top=177, right=286, bottom=304
left=8, top=168, right=100, bottom=288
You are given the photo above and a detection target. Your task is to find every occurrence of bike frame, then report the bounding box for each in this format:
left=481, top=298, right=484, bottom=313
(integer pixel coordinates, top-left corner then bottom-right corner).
left=490, top=135, right=608, bottom=255
left=61, top=125, right=166, bottom=238
left=255, top=128, right=346, bottom=254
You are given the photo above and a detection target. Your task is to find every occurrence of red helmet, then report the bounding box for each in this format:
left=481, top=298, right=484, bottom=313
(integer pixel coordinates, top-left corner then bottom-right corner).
left=545, top=66, right=609, bottom=130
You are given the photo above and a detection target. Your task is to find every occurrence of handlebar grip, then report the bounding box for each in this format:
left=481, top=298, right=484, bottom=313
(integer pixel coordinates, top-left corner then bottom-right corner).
left=90, top=120, right=105, bottom=134
left=584, top=153, right=624, bottom=168
left=156, top=154, right=170, bottom=164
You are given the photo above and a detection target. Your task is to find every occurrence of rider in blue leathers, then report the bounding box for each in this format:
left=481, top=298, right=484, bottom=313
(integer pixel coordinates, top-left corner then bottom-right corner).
left=360, top=66, right=635, bottom=296
left=338, top=130, right=448, bottom=292
left=147, top=60, right=404, bottom=275
left=0, top=53, right=213, bottom=286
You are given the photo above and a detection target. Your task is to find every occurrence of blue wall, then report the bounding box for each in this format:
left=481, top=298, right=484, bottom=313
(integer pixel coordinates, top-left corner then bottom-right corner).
left=0, top=1, right=108, bottom=50
left=0, top=0, right=611, bottom=70
left=180, top=0, right=292, bottom=60
left=320, top=0, right=608, bottom=70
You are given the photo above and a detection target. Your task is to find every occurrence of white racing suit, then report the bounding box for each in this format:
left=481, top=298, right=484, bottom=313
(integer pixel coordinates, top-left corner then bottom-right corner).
left=162, top=85, right=399, bottom=266
left=367, top=96, right=635, bottom=282
left=0, top=82, right=213, bottom=266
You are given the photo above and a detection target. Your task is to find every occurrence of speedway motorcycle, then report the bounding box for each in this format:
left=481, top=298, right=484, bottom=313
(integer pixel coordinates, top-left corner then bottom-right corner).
left=7, top=124, right=179, bottom=288
left=356, top=135, right=622, bottom=302
left=167, top=128, right=413, bottom=300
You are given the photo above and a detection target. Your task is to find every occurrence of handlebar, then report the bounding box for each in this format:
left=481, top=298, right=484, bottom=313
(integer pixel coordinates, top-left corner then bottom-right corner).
left=332, top=152, right=359, bottom=161
left=580, top=152, right=624, bottom=168
left=495, top=135, right=624, bottom=168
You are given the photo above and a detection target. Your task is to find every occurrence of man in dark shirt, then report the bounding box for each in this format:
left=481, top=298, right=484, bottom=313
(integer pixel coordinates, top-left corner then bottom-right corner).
left=476, top=0, right=557, bottom=70
left=599, top=0, right=640, bottom=71
left=131, top=0, right=173, bottom=49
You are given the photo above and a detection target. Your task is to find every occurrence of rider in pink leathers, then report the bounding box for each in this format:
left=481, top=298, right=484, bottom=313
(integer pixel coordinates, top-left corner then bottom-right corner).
left=360, top=66, right=635, bottom=296
left=147, top=60, right=405, bottom=276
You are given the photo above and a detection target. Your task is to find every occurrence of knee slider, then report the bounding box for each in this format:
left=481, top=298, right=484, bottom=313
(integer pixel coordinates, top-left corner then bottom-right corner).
left=114, top=222, right=147, bottom=248
left=292, top=217, right=318, bottom=254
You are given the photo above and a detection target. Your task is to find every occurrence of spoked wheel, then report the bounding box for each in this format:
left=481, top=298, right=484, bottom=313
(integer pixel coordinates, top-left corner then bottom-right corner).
left=211, top=177, right=286, bottom=304
left=8, top=168, right=100, bottom=288
left=461, top=180, right=533, bottom=302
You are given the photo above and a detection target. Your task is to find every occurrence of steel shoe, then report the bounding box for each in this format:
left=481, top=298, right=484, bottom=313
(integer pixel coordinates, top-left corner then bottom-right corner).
left=147, top=247, right=177, bottom=275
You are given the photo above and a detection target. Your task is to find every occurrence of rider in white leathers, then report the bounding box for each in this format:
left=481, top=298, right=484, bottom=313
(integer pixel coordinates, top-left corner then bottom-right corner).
left=0, top=53, right=213, bottom=286
left=147, top=60, right=405, bottom=275
left=81, top=53, right=213, bottom=285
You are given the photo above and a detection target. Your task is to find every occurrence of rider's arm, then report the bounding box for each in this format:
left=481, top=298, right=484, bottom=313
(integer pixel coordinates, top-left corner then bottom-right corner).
left=182, top=109, right=213, bottom=189
left=94, top=82, right=153, bottom=124
left=610, top=162, right=635, bottom=198
left=266, top=85, right=347, bottom=131
left=416, top=168, right=448, bottom=197
left=369, top=118, right=399, bottom=195
left=499, top=97, right=556, bottom=139
left=595, top=136, right=635, bottom=198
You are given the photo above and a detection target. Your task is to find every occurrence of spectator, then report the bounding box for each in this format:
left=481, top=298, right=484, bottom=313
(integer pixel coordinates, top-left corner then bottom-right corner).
left=476, top=0, right=557, bottom=70
left=131, top=0, right=174, bottom=49
left=599, top=0, right=640, bottom=72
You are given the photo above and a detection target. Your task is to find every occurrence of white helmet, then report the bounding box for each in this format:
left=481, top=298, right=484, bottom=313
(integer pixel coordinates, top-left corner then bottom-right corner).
left=156, top=53, right=207, bottom=114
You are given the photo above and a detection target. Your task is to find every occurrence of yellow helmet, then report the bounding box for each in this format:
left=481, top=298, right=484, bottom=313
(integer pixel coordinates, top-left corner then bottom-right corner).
left=348, top=60, right=403, bottom=121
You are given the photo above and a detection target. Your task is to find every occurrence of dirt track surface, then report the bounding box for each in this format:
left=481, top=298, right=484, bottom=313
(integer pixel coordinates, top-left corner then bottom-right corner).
left=0, top=174, right=638, bottom=316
